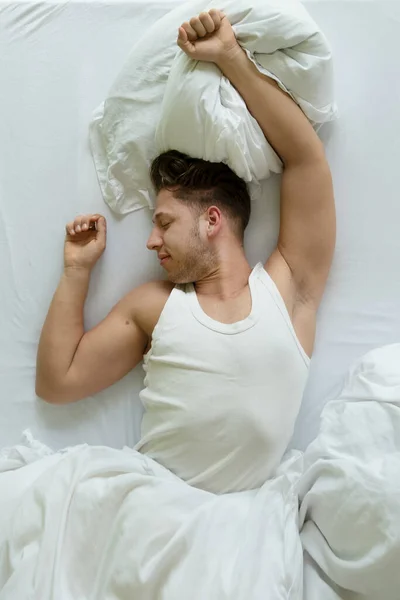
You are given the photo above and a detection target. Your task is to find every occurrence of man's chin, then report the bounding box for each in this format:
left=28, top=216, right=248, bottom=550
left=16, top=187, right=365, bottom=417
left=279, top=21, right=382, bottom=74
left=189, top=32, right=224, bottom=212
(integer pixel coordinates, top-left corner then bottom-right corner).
left=167, top=275, right=185, bottom=284
left=167, top=271, right=192, bottom=285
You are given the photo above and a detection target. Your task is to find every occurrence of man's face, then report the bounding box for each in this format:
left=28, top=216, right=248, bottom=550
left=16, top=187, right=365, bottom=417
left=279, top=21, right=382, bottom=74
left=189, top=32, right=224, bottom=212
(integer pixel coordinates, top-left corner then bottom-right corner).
left=146, top=189, right=217, bottom=284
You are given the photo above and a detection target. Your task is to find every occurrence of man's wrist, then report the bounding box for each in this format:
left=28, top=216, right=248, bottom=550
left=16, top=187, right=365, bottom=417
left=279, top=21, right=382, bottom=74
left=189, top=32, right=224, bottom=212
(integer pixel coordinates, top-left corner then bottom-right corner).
left=216, top=44, right=253, bottom=85
left=63, top=265, right=92, bottom=280
left=215, top=45, right=249, bottom=76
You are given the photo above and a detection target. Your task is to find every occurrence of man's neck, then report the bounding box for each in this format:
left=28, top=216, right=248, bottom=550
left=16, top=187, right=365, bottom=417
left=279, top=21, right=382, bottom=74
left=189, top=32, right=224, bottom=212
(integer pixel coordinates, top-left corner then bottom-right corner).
left=194, top=248, right=252, bottom=300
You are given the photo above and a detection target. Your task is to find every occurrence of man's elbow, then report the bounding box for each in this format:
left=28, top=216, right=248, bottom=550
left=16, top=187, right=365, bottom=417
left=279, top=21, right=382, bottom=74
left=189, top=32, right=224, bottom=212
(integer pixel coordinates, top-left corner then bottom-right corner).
left=35, top=380, right=62, bottom=404
left=35, top=377, right=76, bottom=405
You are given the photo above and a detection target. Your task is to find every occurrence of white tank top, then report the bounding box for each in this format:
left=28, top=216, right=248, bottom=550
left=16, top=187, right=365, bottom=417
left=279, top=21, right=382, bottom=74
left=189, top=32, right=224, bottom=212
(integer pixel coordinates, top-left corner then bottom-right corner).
left=136, top=263, right=310, bottom=493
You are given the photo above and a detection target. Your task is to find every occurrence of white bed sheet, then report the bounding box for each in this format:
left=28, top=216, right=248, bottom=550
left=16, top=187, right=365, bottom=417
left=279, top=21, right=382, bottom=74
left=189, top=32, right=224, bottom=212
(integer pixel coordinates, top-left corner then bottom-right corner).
left=1, top=0, right=399, bottom=453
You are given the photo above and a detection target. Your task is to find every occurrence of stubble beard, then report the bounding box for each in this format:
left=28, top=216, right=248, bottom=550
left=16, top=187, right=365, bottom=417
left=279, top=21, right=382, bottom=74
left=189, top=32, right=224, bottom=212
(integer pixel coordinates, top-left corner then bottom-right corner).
left=168, top=223, right=217, bottom=284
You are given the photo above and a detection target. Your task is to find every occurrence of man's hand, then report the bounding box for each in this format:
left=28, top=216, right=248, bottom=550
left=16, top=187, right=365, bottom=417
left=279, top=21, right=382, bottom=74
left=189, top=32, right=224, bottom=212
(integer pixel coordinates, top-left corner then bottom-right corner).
left=177, top=9, right=241, bottom=65
left=64, top=214, right=106, bottom=271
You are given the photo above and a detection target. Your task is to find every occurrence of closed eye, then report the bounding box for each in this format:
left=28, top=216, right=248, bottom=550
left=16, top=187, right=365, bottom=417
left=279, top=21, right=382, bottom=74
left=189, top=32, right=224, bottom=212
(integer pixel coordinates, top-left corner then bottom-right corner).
left=160, top=222, right=171, bottom=229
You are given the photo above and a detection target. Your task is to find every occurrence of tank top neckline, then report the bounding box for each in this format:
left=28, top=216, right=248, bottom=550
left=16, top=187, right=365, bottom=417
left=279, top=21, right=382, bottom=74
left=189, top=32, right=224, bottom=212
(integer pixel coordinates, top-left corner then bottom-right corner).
left=185, top=263, right=263, bottom=335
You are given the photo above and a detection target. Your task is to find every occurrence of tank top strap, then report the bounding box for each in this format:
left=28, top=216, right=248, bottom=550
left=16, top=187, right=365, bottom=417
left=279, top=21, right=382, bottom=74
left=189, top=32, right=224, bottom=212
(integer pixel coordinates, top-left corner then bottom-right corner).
left=184, top=265, right=262, bottom=335
left=253, top=262, right=310, bottom=366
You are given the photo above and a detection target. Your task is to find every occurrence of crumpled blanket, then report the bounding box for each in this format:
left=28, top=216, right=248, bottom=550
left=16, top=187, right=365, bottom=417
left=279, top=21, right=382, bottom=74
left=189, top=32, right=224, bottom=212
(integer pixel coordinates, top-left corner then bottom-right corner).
left=2, top=345, right=400, bottom=599
left=299, top=343, right=400, bottom=600
left=0, top=439, right=303, bottom=599
left=89, top=0, right=337, bottom=215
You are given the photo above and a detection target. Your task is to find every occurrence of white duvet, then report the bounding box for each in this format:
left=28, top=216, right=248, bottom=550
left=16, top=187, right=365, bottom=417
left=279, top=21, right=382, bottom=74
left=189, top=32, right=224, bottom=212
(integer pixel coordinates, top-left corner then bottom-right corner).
left=1, top=344, right=400, bottom=599
left=90, top=0, right=336, bottom=214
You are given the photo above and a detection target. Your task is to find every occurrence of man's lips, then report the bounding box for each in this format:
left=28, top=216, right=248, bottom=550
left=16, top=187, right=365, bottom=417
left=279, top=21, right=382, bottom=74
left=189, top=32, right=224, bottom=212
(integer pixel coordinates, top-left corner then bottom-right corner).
left=158, top=255, right=170, bottom=265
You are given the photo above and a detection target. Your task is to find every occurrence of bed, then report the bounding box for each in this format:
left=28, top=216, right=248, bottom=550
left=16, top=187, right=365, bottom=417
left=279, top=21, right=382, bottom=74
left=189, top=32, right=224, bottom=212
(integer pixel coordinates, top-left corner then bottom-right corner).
left=1, top=0, right=400, bottom=457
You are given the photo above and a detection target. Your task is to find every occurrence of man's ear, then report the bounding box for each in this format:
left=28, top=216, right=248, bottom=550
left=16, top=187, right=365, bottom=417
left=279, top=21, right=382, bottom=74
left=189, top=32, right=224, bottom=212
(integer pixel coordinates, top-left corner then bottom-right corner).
left=206, top=206, right=222, bottom=236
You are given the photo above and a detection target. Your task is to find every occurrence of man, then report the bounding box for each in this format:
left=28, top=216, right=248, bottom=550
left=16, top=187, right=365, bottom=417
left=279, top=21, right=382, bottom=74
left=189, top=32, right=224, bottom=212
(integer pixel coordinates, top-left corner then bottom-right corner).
left=36, top=9, right=335, bottom=493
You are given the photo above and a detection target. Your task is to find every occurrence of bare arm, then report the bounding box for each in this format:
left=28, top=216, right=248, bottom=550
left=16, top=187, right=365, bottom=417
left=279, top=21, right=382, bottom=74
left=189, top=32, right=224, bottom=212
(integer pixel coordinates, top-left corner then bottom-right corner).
left=217, top=50, right=335, bottom=306
left=177, top=10, right=336, bottom=356
left=217, top=50, right=335, bottom=356
left=36, top=268, right=148, bottom=403
left=36, top=214, right=149, bottom=404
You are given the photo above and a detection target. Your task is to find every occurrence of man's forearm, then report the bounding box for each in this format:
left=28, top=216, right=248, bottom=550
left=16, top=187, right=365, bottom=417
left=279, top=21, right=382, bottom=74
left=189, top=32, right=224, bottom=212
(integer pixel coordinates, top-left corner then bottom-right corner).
left=217, top=49, right=325, bottom=165
left=36, top=268, right=90, bottom=396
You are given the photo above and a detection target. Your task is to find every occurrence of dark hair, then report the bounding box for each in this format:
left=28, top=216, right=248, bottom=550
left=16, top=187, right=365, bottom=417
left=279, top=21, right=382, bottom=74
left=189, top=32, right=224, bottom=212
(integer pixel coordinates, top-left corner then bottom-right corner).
left=150, top=150, right=251, bottom=239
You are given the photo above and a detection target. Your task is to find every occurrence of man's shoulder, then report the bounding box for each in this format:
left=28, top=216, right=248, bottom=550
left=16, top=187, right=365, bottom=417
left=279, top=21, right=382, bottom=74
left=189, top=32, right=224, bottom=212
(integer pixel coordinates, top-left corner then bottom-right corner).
left=134, top=279, right=174, bottom=296
left=126, top=279, right=175, bottom=335
left=126, top=279, right=174, bottom=311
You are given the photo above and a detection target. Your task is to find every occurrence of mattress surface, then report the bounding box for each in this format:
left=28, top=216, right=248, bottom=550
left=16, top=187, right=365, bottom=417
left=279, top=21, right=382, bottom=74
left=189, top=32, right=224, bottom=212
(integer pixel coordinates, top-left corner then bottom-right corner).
left=1, top=0, right=399, bottom=452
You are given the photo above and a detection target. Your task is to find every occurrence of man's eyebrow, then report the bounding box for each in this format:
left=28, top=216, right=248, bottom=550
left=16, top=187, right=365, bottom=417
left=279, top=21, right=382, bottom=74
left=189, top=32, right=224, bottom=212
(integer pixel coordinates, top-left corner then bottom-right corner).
left=152, top=211, right=172, bottom=224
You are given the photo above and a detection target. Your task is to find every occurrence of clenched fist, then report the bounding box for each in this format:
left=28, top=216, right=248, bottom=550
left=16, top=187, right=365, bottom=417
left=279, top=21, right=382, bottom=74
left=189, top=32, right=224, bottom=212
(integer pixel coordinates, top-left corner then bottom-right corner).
left=177, top=9, right=241, bottom=66
left=64, top=214, right=106, bottom=271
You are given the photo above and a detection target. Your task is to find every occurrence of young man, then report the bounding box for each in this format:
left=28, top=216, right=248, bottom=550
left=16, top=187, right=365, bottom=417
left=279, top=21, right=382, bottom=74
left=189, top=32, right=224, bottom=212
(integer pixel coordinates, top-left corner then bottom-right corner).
left=36, top=9, right=335, bottom=493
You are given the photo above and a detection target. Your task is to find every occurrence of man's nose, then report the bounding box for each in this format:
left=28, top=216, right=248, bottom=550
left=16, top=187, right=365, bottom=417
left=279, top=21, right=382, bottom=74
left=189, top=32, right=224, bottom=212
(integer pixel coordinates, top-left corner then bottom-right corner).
left=146, top=227, right=162, bottom=251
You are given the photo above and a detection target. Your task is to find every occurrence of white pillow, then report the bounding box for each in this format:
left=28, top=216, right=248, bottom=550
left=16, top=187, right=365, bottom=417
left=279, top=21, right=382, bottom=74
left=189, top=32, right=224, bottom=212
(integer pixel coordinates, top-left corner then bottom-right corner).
left=90, top=0, right=337, bottom=215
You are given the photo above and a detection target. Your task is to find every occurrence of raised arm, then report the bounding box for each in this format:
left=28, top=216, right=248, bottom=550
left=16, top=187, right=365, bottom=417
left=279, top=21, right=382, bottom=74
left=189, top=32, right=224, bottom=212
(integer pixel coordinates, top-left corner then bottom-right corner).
left=218, top=51, right=335, bottom=355
left=177, top=10, right=336, bottom=355
left=217, top=50, right=335, bottom=301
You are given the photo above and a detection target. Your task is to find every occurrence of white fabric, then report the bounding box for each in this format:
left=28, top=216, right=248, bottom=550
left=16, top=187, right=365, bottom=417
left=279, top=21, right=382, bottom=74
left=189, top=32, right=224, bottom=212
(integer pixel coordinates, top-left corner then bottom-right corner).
left=2, top=344, right=400, bottom=598
left=2, top=0, right=400, bottom=459
left=0, top=440, right=304, bottom=599
left=136, top=263, right=309, bottom=493
left=90, top=0, right=336, bottom=214
left=299, top=343, right=400, bottom=600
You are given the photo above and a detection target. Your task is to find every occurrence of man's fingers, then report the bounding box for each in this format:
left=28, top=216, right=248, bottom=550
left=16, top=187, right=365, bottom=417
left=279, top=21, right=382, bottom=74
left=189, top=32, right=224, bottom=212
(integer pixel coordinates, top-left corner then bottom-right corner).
left=189, top=15, right=207, bottom=37
left=73, top=215, right=85, bottom=233
left=208, top=8, right=223, bottom=29
left=96, top=216, right=106, bottom=232
left=177, top=26, right=196, bottom=55
left=95, top=216, right=107, bottom=245
left=179, top=10, right=223, bottom=48
left=66, top=214, right=104, bottom=236
left=66, top=221, right=75, bottom=236
left=177, top=26, right=188, bottom=44
left=181, top=21, right=197, bottom=41
left=81, top=215, right=91, bottom=231
left=199, top=11, right=216, bottom=34
left=88, top=214, right=103, bottom=230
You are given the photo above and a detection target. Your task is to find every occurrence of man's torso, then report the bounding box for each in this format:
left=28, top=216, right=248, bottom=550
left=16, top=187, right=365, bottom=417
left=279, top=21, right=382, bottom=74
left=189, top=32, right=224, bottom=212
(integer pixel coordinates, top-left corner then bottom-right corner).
left=134, top=259, right=314, bottom=359
left=135, top=262, right=310, bottom=492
